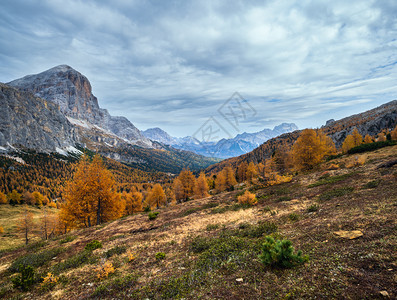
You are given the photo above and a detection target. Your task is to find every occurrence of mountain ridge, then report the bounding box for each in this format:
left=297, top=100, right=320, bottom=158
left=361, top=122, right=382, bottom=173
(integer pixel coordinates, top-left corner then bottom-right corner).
left=142, top=123, right=299, bottom=158
left=8, top=65, right=152, bottom=148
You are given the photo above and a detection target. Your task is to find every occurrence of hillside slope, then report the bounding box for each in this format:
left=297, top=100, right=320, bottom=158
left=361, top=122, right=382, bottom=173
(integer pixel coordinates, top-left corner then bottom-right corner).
left=207, top=100, right=397, bottom=173
left=0, top=145, right=396, bottom=299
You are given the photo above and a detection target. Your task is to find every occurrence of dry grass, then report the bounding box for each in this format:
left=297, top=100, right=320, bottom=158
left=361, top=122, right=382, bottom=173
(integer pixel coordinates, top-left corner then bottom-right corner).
left=0, top=205, right=58, bottom=250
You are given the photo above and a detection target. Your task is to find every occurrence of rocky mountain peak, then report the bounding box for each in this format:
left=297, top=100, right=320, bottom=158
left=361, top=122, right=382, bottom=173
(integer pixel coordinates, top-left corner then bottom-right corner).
left=7, top=65, right=152, bottom=147
left=8, top=65, right=100, bottom=123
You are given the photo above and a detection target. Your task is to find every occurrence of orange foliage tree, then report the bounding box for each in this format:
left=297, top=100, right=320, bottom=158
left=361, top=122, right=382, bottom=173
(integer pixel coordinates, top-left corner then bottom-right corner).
left=364, top=134, right=373, bottom=144
left=174, top=168, right=196, bottom=201
left=172, top=178, right=185, bottom=202
left=194, top=172, right=209, bottom=198
left=292, top=129, right=336, bottom=170
left=61, top=155, right=124, bottom=229
left=0, top=191, right=7, bottom=204
left=246, top=162, right=258, bottom=183
left=215, top=166, right=237, bottom=192
left=123, top=191, right=143, bottom=215
left=391, top=125, right=397, bottom=141
left=342, top=128, right=363, bottom=153
left=146, top=183, right=166, bottom=209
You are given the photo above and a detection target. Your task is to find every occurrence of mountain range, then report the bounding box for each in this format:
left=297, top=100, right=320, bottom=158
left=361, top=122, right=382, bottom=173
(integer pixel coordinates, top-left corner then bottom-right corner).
left=142, top=123, right=298, bottom=159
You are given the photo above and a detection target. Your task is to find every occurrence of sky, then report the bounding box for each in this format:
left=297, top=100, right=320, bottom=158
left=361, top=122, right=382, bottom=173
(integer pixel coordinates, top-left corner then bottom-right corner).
left=1, top=0, right=397, bottom=139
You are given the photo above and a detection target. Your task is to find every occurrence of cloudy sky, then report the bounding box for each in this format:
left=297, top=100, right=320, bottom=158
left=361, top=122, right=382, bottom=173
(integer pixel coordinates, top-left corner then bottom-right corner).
left=1, top=0, right=397, bottom=138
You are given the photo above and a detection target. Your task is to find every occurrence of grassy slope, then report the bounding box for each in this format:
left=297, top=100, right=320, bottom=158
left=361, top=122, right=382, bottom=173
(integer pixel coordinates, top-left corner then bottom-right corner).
left=0, top=206, right=58, bottom=251
left=0, top=146, right=396, bottom=299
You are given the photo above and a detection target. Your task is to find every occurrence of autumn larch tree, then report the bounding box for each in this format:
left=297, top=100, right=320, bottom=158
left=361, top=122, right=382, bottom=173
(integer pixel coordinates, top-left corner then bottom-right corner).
left=246, top=162, right=258, bottom=183
left=215, top=166, right=237, bottom=192
left=7, top=190, right=21, bottom=205
left=364, top=134, right=373, bottom=144
left=236, top=161, right=248, bottom=182
left=342, top=128, right=363, bottom=153
left=391, top=125, right=397, bottom=141
left=176, top=168, right=196, bottom=201
left=292, top=129, right=336, bottom=170
left=0, top=191, right=7, bottom=204
left=173, top=178, right=185, bottom=202
left=376, top=132, right=386, bottom=142
left=61, top=155, right=124, bottom=228
left=32, top=191, right=44, bottom=206
left=18, top=206, right=34, bottom=245
left=146, top=183, right=166, bottom=209
left=194, top=172, right=209, bottom=198
left=123, top=191, right=143, bottom=215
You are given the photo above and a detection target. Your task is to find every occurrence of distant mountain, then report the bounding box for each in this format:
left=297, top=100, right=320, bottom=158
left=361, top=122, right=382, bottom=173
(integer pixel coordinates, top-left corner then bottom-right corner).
left=142, top=127, right=177, bottom=145
left=206, top=100, right=397, bottom=173
left=142, top=123, right=299, bottom=158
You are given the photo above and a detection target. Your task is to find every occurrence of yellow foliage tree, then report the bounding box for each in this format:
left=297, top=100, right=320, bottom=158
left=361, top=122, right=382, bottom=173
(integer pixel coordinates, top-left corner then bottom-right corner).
left=246, top=162, right=258, bottom=183
left=351, top=128, right=363, bottom=146
left=172, top=178, right=185, bottom=202
left=377, top=132, right=386, bottom=142
left=146, top=184, right=166, bottom=209
left=342, top=129, right=363, bottom=153
left=61, top=155, right=124, bottom=228
left=215, top=166, right=237, bottom=192
left=176, top=168, right=196, bottom=201
left=122, top=191, right=143, bottom=215
left=0, top=191, right=7, bottom=204
left=391, top=126, right=397, bottom=141
left=214, top=171, right=226, bottom=192
left=32, top=191, right=44, bottom=206
left=292, top=129, right=336, bottom=170
left=194, top=172, right=209, bottom=198
left=364, top=134, right=373, bottom=144
left=236, top=161, right=248, bottom=182
left=237, top=190, right=257, bottom=206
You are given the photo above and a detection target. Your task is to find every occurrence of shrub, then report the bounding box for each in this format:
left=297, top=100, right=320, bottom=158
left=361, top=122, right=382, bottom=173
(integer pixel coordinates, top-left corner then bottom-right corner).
left=236, top=221, right=278, bottom=238
left=348, top=141, right=395, bottom=154
left=0, top=226, right=3, bottom=234
left=127, top=251, right=136, bottom=262
left=190, top=236, right=211, bottom=253
left=11, top=264, right=35, bottom=291
left=52, top=250, right=95, bottom=274
left=196, top=236, right=250, bottom=272
left=59, top=235, right=75, bottom=244
left=148, top=212, right=159, bottom=220
left=237, top=191, right=257, bottom=206
left=309, top=172, right=355, bottom=188
left=206, top=224, right=220, bottom=231
left=96, top=261, right=115, bottom=280
left=288, top=213, right=300, bottom=222
left=306, top=204, right=319, bottom=212
left=104, top=245, right=127, bottom=258
left=85, top=240, right=102, bottom=251
left=40, top=272, right=58, bottom=291
left=276, top=196, right=292, bottom=202
left=319, top=187, right=354, bottom=201
left=259, top=236, right=308, bottom=268
left=9, top=247, right=64, bottom=273
left=155, top=252, right=166, bottom=260
left=363, top=180, right=380, bottom=189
